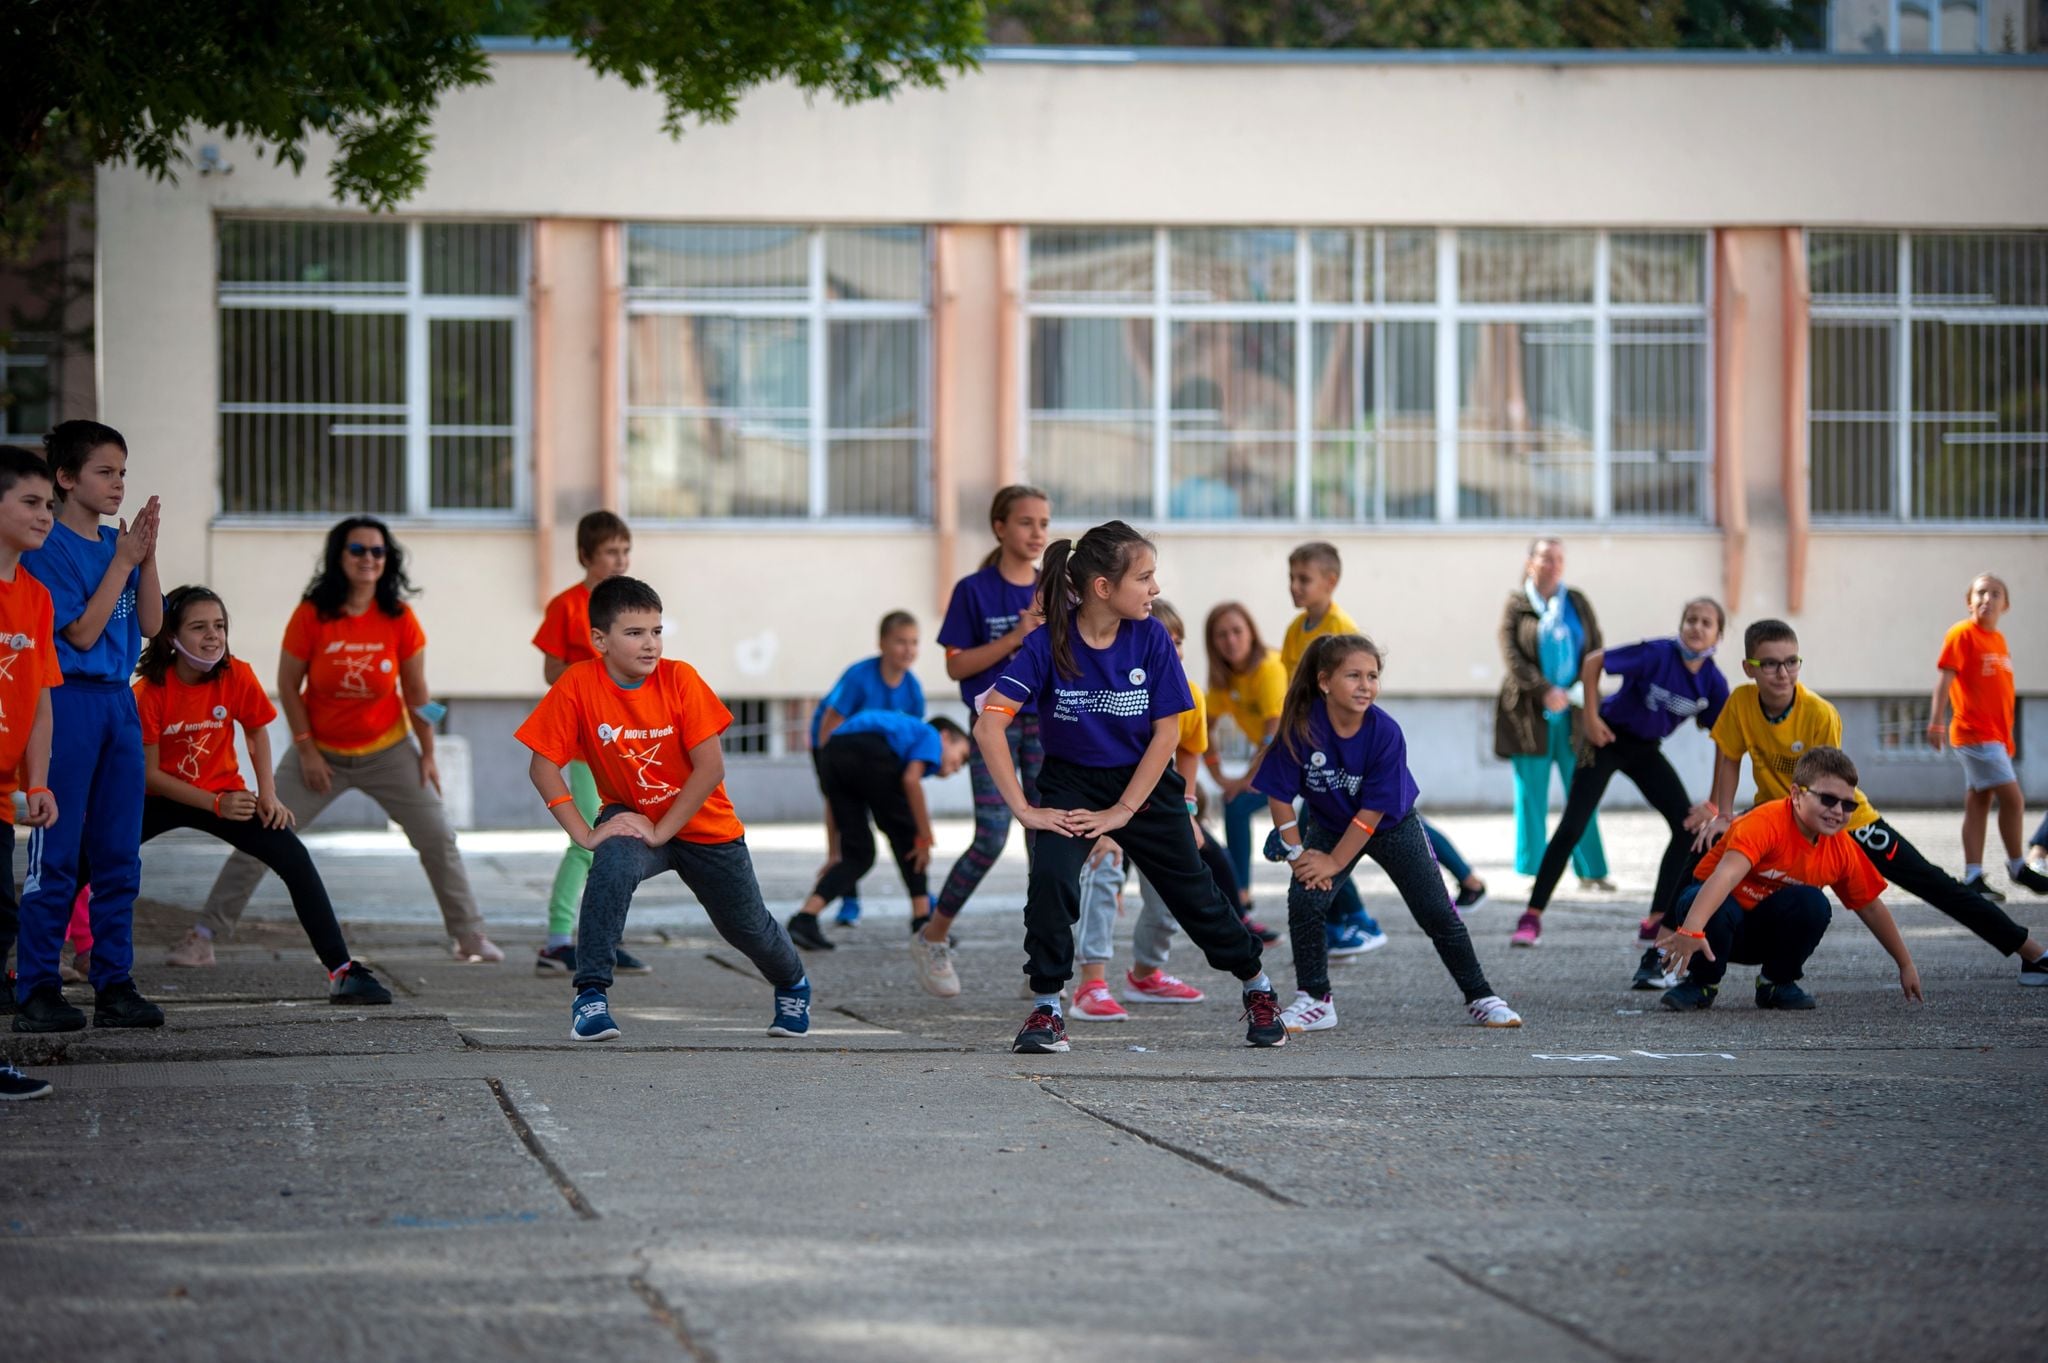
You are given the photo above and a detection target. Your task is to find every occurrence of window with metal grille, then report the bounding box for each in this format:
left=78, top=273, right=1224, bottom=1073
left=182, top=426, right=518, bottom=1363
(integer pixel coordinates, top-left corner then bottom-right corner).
left=1873, top=697, right=1951, bottom=762
left=216, top=219, right=529, bottom=519
left=622, top=225, right=930, bottom=521
left=0, top=334, right=56, bottom=440
left=1022, top=228, right=1710, bottom=525
left=720, top=697, right=814, bottom=759
left=1809, top=230, right=2048, bottom=524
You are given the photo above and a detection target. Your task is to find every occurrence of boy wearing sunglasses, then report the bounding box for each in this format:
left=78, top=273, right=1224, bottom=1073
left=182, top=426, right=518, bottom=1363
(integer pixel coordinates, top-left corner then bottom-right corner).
left=1665, top=620, right=2046, bottom=990
left=1659, top=745, right=1921, bottom=1011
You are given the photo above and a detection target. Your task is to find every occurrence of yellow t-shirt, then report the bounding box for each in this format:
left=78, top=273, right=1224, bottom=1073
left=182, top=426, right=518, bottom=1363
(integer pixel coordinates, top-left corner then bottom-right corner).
left=1205, top=651, right=1288, bottom=746
left=1280, top=602, right=1362, bottom=678
left=1710, top=683, right=1880, bottom=831
left=1176, top=687, right=1210, bottom=756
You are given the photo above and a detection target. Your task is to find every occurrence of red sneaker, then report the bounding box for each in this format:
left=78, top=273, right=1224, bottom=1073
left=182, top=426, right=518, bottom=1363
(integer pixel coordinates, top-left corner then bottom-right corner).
left=1120, top=969, right=1204, bottom=1004
left=1071, top=980, right=1129, bottom=1021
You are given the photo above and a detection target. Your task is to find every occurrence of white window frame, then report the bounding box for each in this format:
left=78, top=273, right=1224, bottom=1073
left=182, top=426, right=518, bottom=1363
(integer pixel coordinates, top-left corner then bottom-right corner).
left=1019, top=226, right=1714, bottom=528
left=1830, top=0, right=1997, bottom=52
left=216, top=217, right=532, bottom=523
left=619, top=226, right=932, bottom=526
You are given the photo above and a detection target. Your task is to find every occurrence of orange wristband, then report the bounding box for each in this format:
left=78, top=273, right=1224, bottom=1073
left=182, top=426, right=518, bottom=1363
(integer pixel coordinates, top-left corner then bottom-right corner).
left=25, top=786, right=50, bottom=797
left=292, top=732, right=312, bottom=744
left=212, top=792, right=225, bottom=816
left=984, top=702, right=1018, bottom=717
left=1350, top=812, right=1378, bottom=838
left=545, top=793, right=576, bottom=810
left=1676, top=928, right=1707, bottom=940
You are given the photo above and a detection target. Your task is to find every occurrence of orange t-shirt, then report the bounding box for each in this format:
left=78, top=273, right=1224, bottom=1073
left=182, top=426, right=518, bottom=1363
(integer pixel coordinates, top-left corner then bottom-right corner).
left=1693, top=797, right=1887, bottom=913
left=532, top=582, right=596, bottom=666
left=281, top=600, right=425, bottom=756
left=515, top=658, right=745, bottom=844
left=1937, top=619, right=2015, bottom=754
left=135, top=658, right=279, bottom=794
left=0, top=568, right=63, bottom=821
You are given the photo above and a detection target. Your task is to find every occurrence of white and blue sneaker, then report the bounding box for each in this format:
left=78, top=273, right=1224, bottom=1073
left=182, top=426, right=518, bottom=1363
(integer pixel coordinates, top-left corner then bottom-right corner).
left=835, top=897, right=862, bottom=927
left=769, top=979, right=812, bottom=1037
left=1327, top=921, right=1373, bottom=958
left=571, top=988, right=621, bottom=1042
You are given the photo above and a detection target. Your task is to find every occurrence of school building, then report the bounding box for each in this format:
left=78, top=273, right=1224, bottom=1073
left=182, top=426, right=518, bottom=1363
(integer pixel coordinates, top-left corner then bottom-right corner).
left=35, top=40, right=2048, bottom=824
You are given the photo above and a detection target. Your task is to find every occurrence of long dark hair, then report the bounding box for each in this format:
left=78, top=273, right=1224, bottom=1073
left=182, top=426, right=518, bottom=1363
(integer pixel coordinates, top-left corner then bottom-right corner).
left=306, top=516, right=416, bottom=619
left=137, top=585, right=231, bottom=686
left=1276, top=632, right=1384, bottom=761
left=43, top=420, right=125, bottom=503
left=1203, top=601, right=1271, bottom=693
left=979, top=483, right=1049, bottom=570
left=1037, top=520, right=1154, bottom=681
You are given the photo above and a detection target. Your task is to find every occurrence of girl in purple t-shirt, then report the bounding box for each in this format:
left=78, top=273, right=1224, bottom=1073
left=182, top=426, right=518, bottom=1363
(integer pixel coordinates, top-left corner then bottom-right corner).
left=1513, top=597, right=1729, bottom=948
left=1255, top=634, right=1521, bottom=1033
left=977, top=520, right=1282, bottom=1054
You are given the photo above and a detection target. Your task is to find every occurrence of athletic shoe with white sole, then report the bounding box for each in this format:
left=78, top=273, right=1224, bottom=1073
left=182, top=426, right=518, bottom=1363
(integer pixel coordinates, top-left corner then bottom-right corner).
left=328, top=962, right=393, bottom=1005
left=1280, top=990, right=1337, bottom=1033
left=1327, top=921, right=1378, bottom=958
left=0, top=1063, right=51, bottom=1101
left=451, top=934, right=506, bottom=963
left=1467, top=995, right=1522, bottom=1028
left=1070, top=981, right=1128, bottom=1021
left=1241, top=989, right=1287, bottom=1047
left=1509, top=911, right=1542, bottom=947
left=535, top=944, right=575, bottom=974
left=1013, top=1006, right=1069, bottom=1054
left=1120, top=969, right=1203, bottom=1004
left=2020, top=956, right=2048, bottom=986
left=910, top=935, right=961, bottom=998
left=571, top=988, right=621, bottom=1041
left=1631, top=946, right=1679, bottom=991
left=165, top=929, right=216, bottom=968
left=768, top=980, right=812, bottom=1036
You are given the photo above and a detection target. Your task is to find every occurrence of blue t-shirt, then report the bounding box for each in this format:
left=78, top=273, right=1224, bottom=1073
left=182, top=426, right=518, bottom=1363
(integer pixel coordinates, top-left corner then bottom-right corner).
left=938, top=564, right=1040, bottom=711
left=809, top=656, right=924, bottom=747
left=23, top=522, right=141, bottom=683
left=990, top=616, right=1191, bottom=768
left=1251, top=699, right=1419, bottom=833
left=1599, top=638, right=1729, bottom=742
left=831, top=710, right=945, bottom=773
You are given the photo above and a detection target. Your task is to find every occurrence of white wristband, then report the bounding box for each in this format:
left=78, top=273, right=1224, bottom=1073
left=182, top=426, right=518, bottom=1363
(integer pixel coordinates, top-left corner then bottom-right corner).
left=1275, top=819, right=1298, bottom=833
left=1282, top=841, right=1305, bottom=863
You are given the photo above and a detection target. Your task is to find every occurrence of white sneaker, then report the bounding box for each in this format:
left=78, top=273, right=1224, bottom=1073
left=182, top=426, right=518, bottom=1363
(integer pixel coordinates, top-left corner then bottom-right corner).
left=1280, top=990, right=1338, bottom=1033
left=165, top=929, right=216, bottom=968
left=451, top=934, right=505, bottom=963
left=909, top=935, right=961, bottom=998
left=1467, top=995, right=1522, bottom=1028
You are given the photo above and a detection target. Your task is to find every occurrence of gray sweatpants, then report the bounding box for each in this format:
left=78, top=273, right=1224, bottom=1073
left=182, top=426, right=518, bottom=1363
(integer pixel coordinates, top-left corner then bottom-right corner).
left=1076, top=850, right=1179, bottom=971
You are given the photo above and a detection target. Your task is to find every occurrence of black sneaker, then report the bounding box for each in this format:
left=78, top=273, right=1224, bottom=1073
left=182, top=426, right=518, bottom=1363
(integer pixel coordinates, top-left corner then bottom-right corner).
left=1241, top=988, right=1287, bottom=1047
left=0, top=1063, right=51, bottom=1101
left=786, top=912, right=835, bottom=952
left=1756, top=979, right=1817, bottom=1010
left=1660, top=978, right=1718, bottom=1011
left=92, top=980, right=166, bottom=1029
left=534, top=943, right=576, bottom=975
left=329, top=962, right=393, bottom=1006
left=908, top=916, right=957, bottom=948
left=2010, top=863, right=2048, bottom=896
left=12, top=983, right=85, bottom=1033
left=1631, top=946, right=1677, bottom=991
left=2020, top=956, right=2048, bottom=988
left=613, top=947, right=653, bottom=975
left=1963, top=873, right=2008, bottom=904
left=1012, top=1005, right=1069, bottom=1054
left=1455, top=881, right=1488, bottom=910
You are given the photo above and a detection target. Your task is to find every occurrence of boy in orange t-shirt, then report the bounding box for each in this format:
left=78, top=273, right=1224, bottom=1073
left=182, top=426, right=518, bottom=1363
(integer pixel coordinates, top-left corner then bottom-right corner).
left=516, top=576, right=809, bottom=1043
left=1927, top=573, right=2045, bottom=903
left=1658, top=746, right=1922, bottom=1012
left=530, top=509, right=634, bottom=974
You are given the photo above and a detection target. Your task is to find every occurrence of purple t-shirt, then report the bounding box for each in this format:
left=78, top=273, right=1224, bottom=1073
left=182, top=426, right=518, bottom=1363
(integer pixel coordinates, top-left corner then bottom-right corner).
left=989, top=616, right=1192, bottom=768
left=939, top=565, right=1041, bottom=711
left=1251, top=699, right=1419, bottom=833
left=1599, top=638, right=1729, bottom=742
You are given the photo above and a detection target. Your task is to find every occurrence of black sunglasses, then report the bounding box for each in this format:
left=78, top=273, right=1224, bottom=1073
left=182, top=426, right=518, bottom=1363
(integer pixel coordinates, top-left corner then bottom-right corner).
left=1797, top=785, right=1855, bottom=813
left=345, top=543, right=387, bottom=560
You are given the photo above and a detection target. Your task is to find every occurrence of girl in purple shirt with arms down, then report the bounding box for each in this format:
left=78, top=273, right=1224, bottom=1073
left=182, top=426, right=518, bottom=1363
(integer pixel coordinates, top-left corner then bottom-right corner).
left=1512, top=597, right=1730, bottom=948
left=1256, top=634, right=1521, bottom=1033
left=977, top=521, right=1283, bottom=1054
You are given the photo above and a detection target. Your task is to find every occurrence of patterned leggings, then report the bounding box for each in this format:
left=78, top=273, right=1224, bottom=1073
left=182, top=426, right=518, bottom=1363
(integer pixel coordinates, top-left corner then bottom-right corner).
left=934, top=713, right=1042, bottom=919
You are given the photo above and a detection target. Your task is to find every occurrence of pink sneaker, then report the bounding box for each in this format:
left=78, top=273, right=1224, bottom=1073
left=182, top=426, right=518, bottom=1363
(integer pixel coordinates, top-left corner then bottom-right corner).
left=1636, top=915, right=1661, bottom=943
left=1510, top=911, right=1542, bottom=947
left=1071, top=980, right=1129, bottom=1021
left=1120, top=969, right=1204, bottom=1005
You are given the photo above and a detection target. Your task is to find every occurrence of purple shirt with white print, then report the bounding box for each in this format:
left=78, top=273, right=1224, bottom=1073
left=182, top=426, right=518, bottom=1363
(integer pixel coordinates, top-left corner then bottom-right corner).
left=1598, top=637, right=1729, bottom=743
left=1251, top=698, right=1419, bottom=834
left=939, top=565, right=1041, bottom=710
left=988, top=615, right=1192, bottom=768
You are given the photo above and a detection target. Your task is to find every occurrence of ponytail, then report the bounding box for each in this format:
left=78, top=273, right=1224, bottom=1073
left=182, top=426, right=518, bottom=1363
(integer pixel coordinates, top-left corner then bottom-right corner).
left=1275, top=633, right=1384, bottom=760
left=980, top=483, right=1050, bottom=570
left=1038, top=520, right=1155, bottom=681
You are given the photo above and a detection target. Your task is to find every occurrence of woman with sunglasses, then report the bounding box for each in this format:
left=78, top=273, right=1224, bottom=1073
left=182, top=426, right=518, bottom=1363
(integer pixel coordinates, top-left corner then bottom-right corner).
left=191, top=517, right=501, bottom=962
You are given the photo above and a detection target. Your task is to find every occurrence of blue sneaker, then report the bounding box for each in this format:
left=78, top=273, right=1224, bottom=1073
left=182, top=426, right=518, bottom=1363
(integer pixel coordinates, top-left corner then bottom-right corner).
left=835, top=897, right=863, bottom=927
left=571, top=988, right=621, bottom=1042
left=1327, top=920, right=1373, bottom=958
left=769, top=979, right=812, bottom=1037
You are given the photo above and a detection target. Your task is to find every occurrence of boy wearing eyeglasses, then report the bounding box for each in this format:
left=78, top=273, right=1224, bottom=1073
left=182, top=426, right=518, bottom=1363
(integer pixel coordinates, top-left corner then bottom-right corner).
left=1658, top=746, right=1921, bottom=1011
left=1663, top=619, right=2047, bottom=990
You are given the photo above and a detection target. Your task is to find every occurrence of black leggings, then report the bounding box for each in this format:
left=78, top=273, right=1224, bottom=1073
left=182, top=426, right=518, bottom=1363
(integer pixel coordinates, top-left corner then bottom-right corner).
left=1530, top=733, right=1694, bottom=913
left=811, top=734, right=927, bottom=904
left=1852, top=817, right=2031, bottom=956
left=143, top=796, right=350, bottom=971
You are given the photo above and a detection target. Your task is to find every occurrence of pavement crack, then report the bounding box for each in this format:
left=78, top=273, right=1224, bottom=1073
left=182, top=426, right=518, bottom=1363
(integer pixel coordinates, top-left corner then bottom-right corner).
left=701, top=952, right=763, bottom=983
left=1425, top=1253, right=1646, bottom=1363
left=630, top=1243, right=718, bottom=1361
left=1035, top=1080, right=1301, bottom=1207
left=485, top=1076, right=598, bottom=1221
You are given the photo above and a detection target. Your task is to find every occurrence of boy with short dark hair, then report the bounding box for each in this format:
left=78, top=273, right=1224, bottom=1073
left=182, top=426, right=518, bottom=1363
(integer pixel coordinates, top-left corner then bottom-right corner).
left=809, top=609, right=925, bottom=928
left=1659, top=746, right=1922, bottom=1011
left=516, top=575, right=811, bottom=1042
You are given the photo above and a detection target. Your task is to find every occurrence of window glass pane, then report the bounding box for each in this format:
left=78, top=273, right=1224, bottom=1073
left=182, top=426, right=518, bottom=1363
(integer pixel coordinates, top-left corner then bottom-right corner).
left=625, top=315, right=808, bottom=413
left=1611, top=318, right=1707, bottom=518
left=220, top=308, right=407, bottom=408
left=2, top=346, right=54, bottom=438
left=1026, top=229, right=1153, bottom=304
left=1610, top=233, right=1705, bottom=305
left=625, top=225, right=809, bottom=299
left=1383, top=229, right=1437, bottom=303
left=1382, top=321, right=1438, bottom=520
left=1458, top=320, right=1593, bottom=519
left=220, top=414, right=407, bottom=517
left=1169, top=320, right=1293, bottom=519
left=829, top=439, right=922, bottom=517
left=1809, top=231, right=1897, bottom=302
left=1833, top=0, right=1893, bottom=50
left=1899, top=0, right=1933, bottom=49
left=626, top=415, right=808, bottom=519
left=828, top=318, right=925, bottom=517
left=1911, top=232, right=2048, bottom=308
left=1940, top=0, right=1980, bottom=49
left=428, top=318, right=517, bottom=510
left=825, top=227, right=925, bottom=302
left=1911, top=317, right=2048, bottom=520
left=1309, top=230, right=1361, bottom=304
left=1309, top=322, right=1367, bottom=518
left=1027, top=316, right=1152, bottom=520
left=1169, top=229, right=1296, bottom=304
left=1459, top=230, right=1594, bottom=305
left=423, top=223, right=523, bottom=296
left=219, top=220, right=406, bottom=291
left=1810, top=320, right=1897, bottom=517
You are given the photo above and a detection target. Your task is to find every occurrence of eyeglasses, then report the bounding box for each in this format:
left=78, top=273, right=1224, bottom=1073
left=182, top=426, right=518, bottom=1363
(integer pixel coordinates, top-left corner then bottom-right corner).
left=1797, top=785, right=1856, bottom=813
left=345, top=543, right=387, bottom=559
left=1745, top=656, right=1802, bottom=674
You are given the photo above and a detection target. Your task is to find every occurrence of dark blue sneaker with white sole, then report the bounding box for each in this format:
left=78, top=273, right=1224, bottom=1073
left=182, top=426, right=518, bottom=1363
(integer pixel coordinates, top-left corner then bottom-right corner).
left=768, top=979, right=812, bottom=1037
left=571, top=988, right=621, bottom=1041
left=613, top=947, right=652, bottom=975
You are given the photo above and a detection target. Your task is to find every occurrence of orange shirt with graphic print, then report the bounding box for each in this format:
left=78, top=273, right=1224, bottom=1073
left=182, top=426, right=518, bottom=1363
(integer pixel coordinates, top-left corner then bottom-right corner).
left=1937, top=619, right=2015, bottom=754
left=134, top=658, right=278, bottom=795
left=282, top=600, right=425, bottom=756
left=532, top=583, right=596, bottom=666
left=0, top=568, right=62, bottom=821
left=515, top=658, right=745, bottom=844
left=1693, top=797, right=1887, bottom=913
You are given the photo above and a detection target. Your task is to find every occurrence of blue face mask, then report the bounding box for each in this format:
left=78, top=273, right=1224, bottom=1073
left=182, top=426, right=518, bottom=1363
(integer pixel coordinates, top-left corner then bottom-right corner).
left=1678, top=641, right=1716, bottom=663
